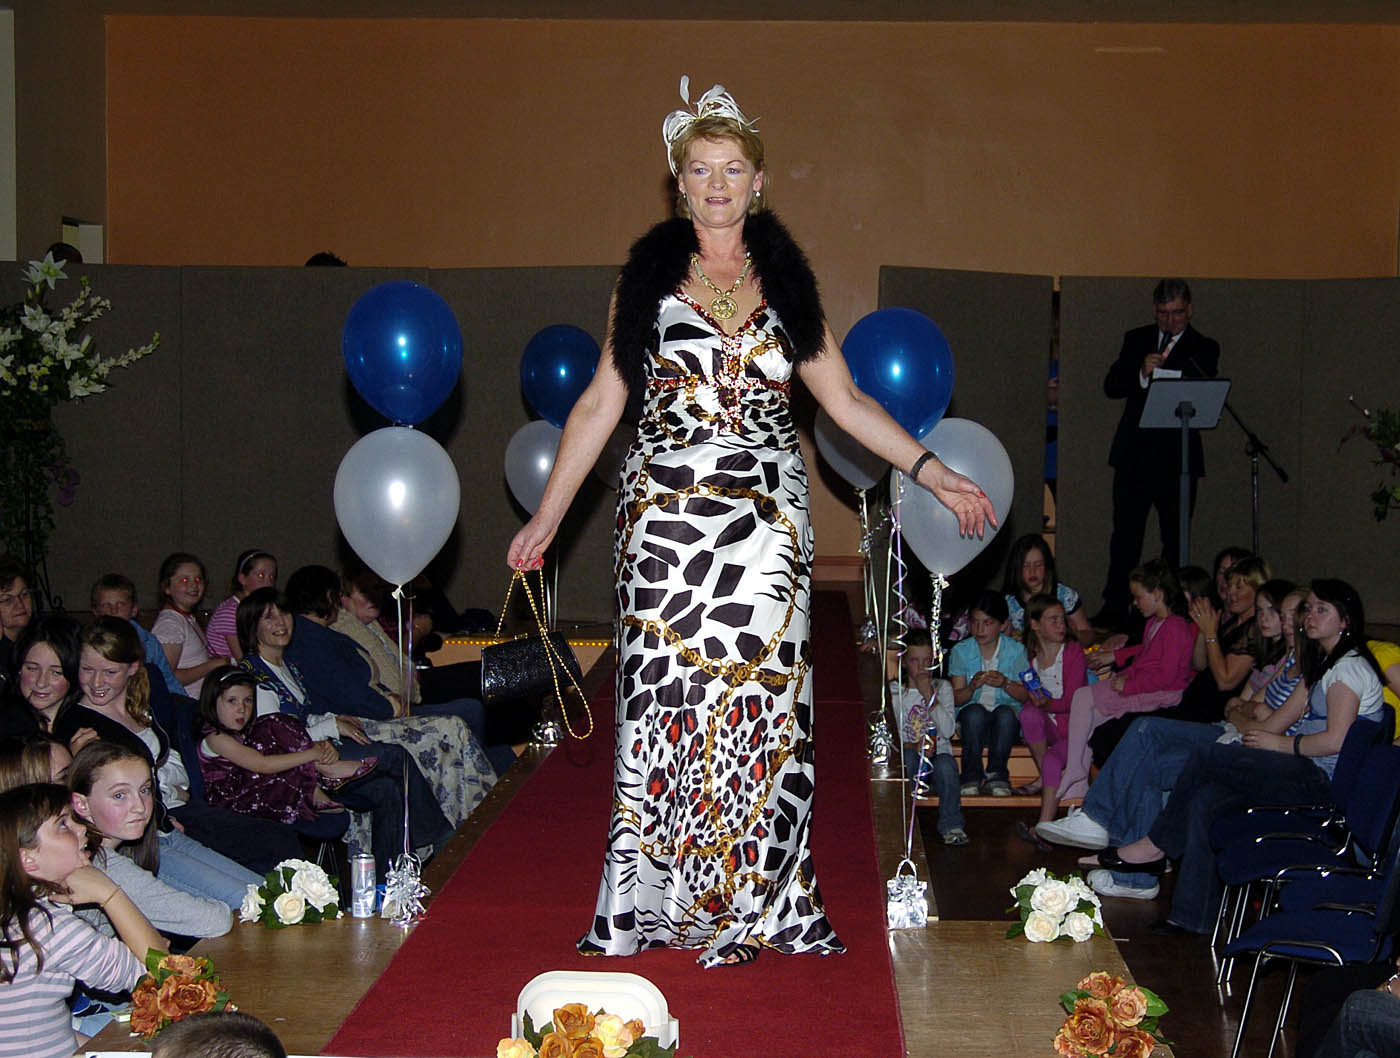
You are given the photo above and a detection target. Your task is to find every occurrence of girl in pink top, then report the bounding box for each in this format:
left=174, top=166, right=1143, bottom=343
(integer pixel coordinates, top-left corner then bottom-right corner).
left=204, top=549, right=277, bottom=660
left=1017, top=593, right=1090, bottom=827
left=1057, top=560, right=1195, bottom=800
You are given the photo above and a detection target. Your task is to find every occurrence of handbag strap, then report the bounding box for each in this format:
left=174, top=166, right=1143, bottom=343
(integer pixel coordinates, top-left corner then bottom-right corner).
left=494, top=568, right=593, bottom=740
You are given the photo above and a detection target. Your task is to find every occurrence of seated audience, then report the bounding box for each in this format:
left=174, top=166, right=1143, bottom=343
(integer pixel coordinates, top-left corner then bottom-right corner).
left=68, top=741, right=233, bottom=938
left=1037, top=584, right=1307, bottom=898
left=0, top=556, right=36, bottom=678
left=332, top=566, right=515, bottom=776
left=205, top=549, right=277, bottom=660
left=197, top=664, right=370, bottom=822
left=1099, top=579, right=1385, bottom=932
left=1017, top=592, right=1090, bottom=826
left=0, top=783, right=160, bottom=1058
left=1210, top=544, right=1255, bottom=611
left=0, top=617, right=82, bottom=739
left=284, top=565, right=501, bottom=797
left=948, top=591, right=1029, bottom=797
left=152, top=553, right=223, bottom=697
left=887, top=628, right=965, bottom=846
left=1058, top=560, right=1194, bottom=800
left=1089, top=554, right=1272, bottom=763
left=0, top=736, right=71, bottom=788
left=91, top=573, right=181, bottom=696
left=1001, top=534, right=1093, bottom=646
left=50, top=619, right=265, bottom=906
left=237, top=588, right=453, bottom=874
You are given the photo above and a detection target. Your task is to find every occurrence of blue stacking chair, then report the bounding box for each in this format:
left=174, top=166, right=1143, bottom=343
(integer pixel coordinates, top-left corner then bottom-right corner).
left=1207, top=709, right=1390, bottom=853
left=1208, top=713, right=1390, bottom=953
left=1213, top=742, right=1400, bottom=982
left=1222, top=828, right=1400, bottom=1058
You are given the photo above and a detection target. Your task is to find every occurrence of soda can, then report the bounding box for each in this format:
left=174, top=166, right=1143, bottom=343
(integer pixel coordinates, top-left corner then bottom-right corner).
left=350, top=854, right=377, bottom=917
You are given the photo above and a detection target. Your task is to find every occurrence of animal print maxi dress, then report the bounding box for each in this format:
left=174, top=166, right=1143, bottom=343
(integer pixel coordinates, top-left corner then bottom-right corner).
left=578, top=293, right=844, bottom=967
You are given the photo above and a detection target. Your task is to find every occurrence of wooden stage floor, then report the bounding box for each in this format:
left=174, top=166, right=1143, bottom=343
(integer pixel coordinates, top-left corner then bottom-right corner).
left=88, top=645, right=1172, bottom=1057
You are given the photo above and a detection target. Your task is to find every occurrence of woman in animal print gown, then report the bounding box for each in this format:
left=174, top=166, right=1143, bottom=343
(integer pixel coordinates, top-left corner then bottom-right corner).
left=507, top=81, right=993, bottom=968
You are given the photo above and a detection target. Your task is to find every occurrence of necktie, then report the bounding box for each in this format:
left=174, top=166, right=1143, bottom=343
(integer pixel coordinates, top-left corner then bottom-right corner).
left=1158, top=332, right=1171, bottom=355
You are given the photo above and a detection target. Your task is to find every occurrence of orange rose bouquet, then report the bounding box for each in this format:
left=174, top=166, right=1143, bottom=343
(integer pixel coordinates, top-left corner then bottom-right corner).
left=127, top=949, right=234, bottom=1039
left=498, top=1003, right=682, bottom=1058
left=1053, top=972, right=1169, bottom=1056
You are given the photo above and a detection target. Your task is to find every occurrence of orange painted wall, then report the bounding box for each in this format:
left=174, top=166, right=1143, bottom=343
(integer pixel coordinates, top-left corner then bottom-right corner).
left=105, top=16, right=1400, bottom=555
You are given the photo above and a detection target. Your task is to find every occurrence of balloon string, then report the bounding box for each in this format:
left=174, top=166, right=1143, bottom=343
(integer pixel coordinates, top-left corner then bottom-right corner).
left=889, top=478, right=910, bottom=848
left=930, top=573, right=949, bottom=672
left=392, top=584, right=411, bottom=858
left=858, top=488, right=873, bottom=626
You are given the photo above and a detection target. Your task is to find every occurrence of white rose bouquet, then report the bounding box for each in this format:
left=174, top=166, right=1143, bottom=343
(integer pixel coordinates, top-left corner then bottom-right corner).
left=1007, top=868, right=1104, bottom=943
left=239, top=858, right=341, bottom=929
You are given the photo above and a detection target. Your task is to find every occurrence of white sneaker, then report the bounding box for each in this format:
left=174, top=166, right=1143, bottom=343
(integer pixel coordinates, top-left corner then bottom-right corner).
left=959, top=782, right=981, bottom=796
left=1088, top=868, right=1159, bottom=900
left=1034, top=807, right=1110, bottom=850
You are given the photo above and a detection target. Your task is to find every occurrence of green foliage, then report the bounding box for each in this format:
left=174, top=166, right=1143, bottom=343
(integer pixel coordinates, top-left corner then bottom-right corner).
left=1343, top=401, right=1400, bottom=521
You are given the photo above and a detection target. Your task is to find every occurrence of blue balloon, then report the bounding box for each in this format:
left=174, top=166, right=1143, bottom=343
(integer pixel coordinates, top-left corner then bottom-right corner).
left=842, top=307, right=955, bottom=440
left=520, top=324, right=600, bottom=428
left=343, top=282, right=463, bottom=425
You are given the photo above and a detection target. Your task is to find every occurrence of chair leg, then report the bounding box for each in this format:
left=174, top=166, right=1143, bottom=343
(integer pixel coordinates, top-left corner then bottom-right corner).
left=1267, top=961, right=1299, bottom=1058
left=1231, top=950, right=1268, bottom=1058
left=1212, top=884, right=1233, bottom=951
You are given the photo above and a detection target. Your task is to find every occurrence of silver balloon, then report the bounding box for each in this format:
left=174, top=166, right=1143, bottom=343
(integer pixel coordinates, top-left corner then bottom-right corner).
left=334, top=427, right=461, bottom=587
left=592, top=423, right=637, bottom=490
left=505, top=420, right=563, bottom=514
left=814, top=408, right=888, bottom=491
left=894, top=417, right=1014, bottom=576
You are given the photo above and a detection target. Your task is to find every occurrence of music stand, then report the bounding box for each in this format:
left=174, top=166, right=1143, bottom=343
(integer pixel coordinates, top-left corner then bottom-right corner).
left=1140, top=378, right=1230, bottom=566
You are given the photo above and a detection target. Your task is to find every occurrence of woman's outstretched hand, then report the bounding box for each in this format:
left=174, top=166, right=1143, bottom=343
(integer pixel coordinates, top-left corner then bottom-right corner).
left=507, top=516, right=556, bottom=571
left=924, top=463, right=997, bottom=538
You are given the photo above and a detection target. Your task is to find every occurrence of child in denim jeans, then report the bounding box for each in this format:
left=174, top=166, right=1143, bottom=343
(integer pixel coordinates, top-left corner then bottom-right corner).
left=888, top=628, right=967, bottom=845
left=948, top=591, right=1030, bottom=797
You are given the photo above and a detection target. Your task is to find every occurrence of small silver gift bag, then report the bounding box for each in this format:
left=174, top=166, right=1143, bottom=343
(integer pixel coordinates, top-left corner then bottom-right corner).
left=886, top=857, right=928, bottom=929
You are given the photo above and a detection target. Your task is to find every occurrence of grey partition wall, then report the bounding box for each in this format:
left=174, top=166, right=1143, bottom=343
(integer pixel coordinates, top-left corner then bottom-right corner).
left=877, top=267, right=1400, bottom=626
left=879, top=267, right=1055, bottom=586
left=10, top=262, right=1398, bottom=625
left=5, top=262, right=619, bottom=621
left=1056, top=277, right=1307, bottom=612
left=1058, top=277, right=1397, bottom=624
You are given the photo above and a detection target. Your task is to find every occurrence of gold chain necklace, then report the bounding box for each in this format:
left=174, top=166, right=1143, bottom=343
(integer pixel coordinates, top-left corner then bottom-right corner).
left=690, top=253, right=751, bottom=321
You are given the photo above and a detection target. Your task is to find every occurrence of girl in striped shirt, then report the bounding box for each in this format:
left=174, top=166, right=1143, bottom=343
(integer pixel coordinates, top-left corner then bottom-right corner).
left=0, top=784, right=162, bottom=1058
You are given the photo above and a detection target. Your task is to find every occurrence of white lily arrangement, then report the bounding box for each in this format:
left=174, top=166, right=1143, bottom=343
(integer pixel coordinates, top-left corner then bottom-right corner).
left=1006, top=868, right=1105, bottom=943
left=239, top=858, right=341, bottom=929
left=0, top=253, right=158, bottom=560
left=1, top=253, right=158, bottom=403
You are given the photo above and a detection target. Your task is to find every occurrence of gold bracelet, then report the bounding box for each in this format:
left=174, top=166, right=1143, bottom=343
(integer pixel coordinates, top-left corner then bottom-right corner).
left=99, top=888, right=118, bottom=909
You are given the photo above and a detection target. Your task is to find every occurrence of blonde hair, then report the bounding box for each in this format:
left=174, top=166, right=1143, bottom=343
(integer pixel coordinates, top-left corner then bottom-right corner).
left=80, top=618, right=151, bottom=727
left=670, top=118, right=767, bottom=219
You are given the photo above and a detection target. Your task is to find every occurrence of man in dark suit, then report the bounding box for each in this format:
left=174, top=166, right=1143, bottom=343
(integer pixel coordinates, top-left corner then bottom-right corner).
left=1093, top=279, right=1220, bottom=627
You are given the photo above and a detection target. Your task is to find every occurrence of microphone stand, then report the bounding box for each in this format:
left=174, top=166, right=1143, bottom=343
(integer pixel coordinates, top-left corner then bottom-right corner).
left=1221, top=402, right=1288, bottom=555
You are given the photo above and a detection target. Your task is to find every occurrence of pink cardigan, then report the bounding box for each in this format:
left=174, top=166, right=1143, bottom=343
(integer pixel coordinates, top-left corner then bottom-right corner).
left=1112, top=614, right=1196, bottom=696
left=1031, top=641, right=1089, bottom=715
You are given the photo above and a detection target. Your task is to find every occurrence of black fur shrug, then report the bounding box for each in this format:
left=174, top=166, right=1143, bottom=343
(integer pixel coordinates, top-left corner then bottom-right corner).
left=608, top=211, right=827, bottom=394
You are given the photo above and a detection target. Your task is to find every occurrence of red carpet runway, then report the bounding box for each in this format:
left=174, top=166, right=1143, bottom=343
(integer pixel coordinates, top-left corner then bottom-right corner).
left=325, top=592, right=902, bottom=1058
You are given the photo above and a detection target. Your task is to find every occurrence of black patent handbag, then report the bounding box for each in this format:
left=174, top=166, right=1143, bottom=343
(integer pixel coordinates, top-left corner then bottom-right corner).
left=479, top=569, right=591, bottom=738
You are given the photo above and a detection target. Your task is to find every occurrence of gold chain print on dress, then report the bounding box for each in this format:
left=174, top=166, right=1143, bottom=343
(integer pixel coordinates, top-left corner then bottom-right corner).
left=579, top=293, right=842, bottom=967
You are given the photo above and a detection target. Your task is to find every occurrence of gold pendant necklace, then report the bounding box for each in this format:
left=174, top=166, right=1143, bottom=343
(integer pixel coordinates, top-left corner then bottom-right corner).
left=690, top=253, right=751, bottom=321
